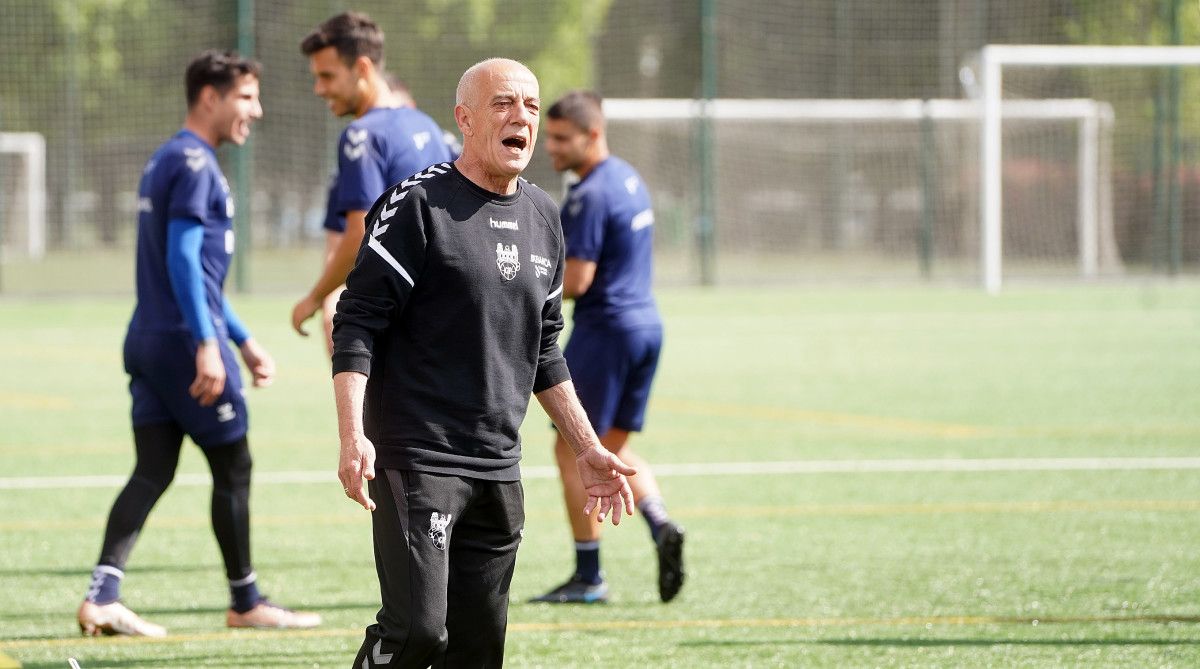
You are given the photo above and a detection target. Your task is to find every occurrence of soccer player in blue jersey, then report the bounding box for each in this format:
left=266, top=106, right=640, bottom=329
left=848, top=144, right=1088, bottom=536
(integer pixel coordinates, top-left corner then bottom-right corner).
left=532, top=90, right=685, bottom=604
left=76, top=51, right=321, bottom=636
left=291, top=12, right=455, bottom=353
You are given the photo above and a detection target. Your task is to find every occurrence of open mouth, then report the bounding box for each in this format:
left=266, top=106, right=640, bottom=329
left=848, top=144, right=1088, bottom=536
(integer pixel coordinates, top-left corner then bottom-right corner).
left=501, top=136, right=527, bottom=151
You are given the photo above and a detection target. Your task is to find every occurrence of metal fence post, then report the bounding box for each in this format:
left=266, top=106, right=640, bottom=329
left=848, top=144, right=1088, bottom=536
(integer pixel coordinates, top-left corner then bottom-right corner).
left=234, top=0, right=255, bottom=292
left=697, top=0, right=717, bottom=286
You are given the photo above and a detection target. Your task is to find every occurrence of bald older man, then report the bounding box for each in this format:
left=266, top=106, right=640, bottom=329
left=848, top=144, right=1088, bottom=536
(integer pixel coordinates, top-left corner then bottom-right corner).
left=331, top=58, right=636, bottom=667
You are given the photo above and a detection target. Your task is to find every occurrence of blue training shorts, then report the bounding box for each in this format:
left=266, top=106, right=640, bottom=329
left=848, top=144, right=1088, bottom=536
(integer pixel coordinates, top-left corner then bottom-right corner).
left=124, top=331, right=248, bottom=448
left=563, top=324, right=663, bottom=436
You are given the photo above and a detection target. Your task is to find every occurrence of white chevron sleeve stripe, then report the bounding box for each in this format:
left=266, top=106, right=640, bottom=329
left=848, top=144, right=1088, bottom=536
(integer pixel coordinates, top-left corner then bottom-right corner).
left=546, top=284, right=563, bottom=302
left=367, top=236, right=416, bottom=288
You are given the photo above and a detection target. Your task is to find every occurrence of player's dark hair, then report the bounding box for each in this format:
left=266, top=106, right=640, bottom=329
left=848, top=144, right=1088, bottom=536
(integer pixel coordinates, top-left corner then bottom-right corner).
left=300, top=11, right=385, bottom=68
left=547, top=90, right=605, bottom=131
left=185, top=50, right=261, bottom=109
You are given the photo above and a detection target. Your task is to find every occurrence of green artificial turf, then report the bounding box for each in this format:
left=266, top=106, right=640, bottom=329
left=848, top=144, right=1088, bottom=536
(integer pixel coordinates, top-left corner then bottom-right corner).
left=2, top=284, right=1199, bottom=667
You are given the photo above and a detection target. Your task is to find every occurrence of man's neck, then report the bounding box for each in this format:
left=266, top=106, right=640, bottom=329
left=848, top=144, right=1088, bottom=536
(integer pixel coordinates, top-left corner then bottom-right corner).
left=453, top=156, right=518, bottom=196
left=182, top=117, right=217, bottom=148
left=574, top=146, right=610, bottom=180
left=354, top=76, right=391, bottom=118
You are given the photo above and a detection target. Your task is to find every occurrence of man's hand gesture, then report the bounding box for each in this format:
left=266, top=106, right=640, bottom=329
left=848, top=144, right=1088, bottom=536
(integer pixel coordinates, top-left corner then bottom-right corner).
left=575, top=446, right=636, bottom=525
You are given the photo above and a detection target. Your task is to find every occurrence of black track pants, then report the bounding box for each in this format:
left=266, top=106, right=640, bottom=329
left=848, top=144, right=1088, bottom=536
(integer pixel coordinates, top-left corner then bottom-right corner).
left=352, top=469, right=524, bottom=669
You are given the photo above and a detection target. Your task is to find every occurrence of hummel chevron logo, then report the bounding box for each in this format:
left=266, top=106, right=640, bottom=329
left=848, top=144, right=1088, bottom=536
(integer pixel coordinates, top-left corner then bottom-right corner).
left=343, top=129, right=369, bottom=160
left=378, top=188, right=408, bottom=223
left=344, top=143, right=366, bottom=161
left=376, top=166, right=443, bottom=225
left=359, top=639, right=393, bottom=668
left=183, top=147, right=207, bottom=172
left=397, top=166, right=443, bottom=190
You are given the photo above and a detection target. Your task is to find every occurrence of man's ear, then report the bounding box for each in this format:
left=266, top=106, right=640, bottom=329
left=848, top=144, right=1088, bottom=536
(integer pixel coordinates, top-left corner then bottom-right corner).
left=454, top=104, right=472, bottom=137
left=200, top=85, right=219, bottom=111
left=353, top=56, right=373, bottom=81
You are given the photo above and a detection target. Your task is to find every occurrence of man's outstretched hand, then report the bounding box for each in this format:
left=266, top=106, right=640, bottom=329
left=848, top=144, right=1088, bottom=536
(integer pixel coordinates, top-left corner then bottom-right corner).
left=575, top=446, right=636, bottom=525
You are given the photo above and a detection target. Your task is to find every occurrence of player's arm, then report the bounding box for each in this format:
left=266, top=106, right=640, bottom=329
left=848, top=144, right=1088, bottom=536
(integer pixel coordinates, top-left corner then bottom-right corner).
left=165, top=217, right=225, bottom=407
left=294, top=125, right=385, bottom=337
left=331, top=186, right=427, bottom=509
left=560, top=189, right=605, bottom=300
left=563, top=258, right=597, bottom=299
left=333, top=369, right=374, bottom=511
left=291, top=209, right=366, bottom=336
left=222, top=298, right=274, bottom=388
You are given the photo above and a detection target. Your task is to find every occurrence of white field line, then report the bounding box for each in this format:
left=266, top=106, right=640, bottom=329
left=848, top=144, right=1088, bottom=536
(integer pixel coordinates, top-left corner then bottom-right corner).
left=2, top=457, right=1200, bottom=491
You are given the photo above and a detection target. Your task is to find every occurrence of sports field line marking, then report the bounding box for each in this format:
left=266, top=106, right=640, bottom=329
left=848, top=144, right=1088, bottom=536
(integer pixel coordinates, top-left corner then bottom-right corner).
left=0, top=391, right=71, bottom=410
left=654, top=398, right=987, bottom=438
left=4, top=456, right=1200, bottom=491
left=5, top=498, right=1200, bottom=532
left=0, top=650, right=20, bottom=668
left=4, top=613, right=1198, bottom=650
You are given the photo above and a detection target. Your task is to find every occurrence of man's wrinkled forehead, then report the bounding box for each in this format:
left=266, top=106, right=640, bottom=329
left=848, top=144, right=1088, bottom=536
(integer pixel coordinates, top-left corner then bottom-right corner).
left=472, top=64, right=538, bottom=104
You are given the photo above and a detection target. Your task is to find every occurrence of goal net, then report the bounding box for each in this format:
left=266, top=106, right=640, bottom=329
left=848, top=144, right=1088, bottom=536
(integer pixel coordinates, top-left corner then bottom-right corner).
left=972, top=45, right=1200, bottom=291
left=603, top=97, right=1115, bottom=287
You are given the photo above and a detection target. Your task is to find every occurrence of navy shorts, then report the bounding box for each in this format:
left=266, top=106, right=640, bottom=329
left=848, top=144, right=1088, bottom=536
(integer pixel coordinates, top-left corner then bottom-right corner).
left=124, top=331, right=248, bottom=448
left=563, top=324, right=663, bottom=436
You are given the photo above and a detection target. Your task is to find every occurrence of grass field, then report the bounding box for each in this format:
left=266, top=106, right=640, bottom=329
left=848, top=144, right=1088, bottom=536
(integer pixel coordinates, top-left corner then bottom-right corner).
left=2, top=283, right=1200, bottom=667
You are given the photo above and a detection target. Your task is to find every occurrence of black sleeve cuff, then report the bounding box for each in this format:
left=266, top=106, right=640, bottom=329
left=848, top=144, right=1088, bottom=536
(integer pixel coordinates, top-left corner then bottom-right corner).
left=331, top=351, right=371, bottom=377
left=533, top=357, right=571, bottom=394
left=331, top=323, right=375, bottom=377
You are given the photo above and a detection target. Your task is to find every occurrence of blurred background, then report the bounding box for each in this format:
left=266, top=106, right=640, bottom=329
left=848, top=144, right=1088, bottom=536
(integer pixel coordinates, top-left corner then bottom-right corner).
left=2, top=0, right=1200, bottom=292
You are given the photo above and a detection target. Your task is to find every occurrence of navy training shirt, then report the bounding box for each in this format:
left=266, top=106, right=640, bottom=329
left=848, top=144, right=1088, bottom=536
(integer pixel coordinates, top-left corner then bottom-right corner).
left=322, top=172, right=345, bottom=232
left=330, top=106, right=455, bottom=217
left=562, top=156, right=660, bottom=330
left=129, top=129, right=234, bottom=339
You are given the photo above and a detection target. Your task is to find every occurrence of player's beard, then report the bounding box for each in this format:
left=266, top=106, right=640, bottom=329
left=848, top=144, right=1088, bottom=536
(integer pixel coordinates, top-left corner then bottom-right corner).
left=554, top=153, right=583, bottom=174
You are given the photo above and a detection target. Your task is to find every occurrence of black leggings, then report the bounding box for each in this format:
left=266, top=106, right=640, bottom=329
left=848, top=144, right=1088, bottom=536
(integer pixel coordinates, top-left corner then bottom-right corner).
left=97, top=422, right=254, bottom=582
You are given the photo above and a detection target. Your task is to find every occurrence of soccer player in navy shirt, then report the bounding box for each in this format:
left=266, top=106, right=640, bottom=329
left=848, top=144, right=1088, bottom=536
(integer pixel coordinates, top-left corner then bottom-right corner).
left=532, top=90, right=686, bottom=605
left=291, top=11, right=455, bottom=354
left=76, top=50, right=320, bottom=637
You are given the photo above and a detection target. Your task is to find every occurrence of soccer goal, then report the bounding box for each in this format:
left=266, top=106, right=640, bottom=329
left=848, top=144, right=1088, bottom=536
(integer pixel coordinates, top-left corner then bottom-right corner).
left=971, top=45, right=1200, bottom=292
left=602, top=97, right=1114, bottom=287
left=0, top=132, right=47, bottom=259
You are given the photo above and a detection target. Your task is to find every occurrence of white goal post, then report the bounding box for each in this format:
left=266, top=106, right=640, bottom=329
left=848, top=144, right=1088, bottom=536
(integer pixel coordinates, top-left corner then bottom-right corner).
left=975, top=45, right=1200, bottom=293
left=0, top=132, right=47, bottom=259
left=603, top=97, right=1113, bottom=287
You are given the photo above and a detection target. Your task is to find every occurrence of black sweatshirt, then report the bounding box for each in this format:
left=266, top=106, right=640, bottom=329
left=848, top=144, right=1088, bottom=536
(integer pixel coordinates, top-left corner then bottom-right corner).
left=331, top=162, right=570, bottom=481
